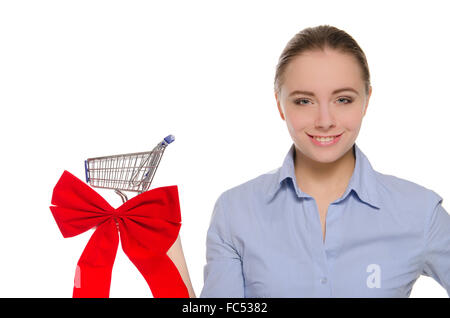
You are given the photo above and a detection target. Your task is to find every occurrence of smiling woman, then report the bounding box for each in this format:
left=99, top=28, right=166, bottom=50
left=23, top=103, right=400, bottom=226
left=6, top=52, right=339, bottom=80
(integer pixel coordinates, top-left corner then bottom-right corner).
left=200, top=25, right=450, bottom=298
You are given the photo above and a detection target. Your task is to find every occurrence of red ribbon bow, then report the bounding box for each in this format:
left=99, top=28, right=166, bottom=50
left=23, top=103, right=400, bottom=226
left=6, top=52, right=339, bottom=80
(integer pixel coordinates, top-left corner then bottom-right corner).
left=49, top=170, right=189, bottom=298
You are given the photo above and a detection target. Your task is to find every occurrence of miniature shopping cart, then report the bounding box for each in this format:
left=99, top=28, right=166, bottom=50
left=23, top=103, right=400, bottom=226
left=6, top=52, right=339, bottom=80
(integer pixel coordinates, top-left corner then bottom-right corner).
left=84, top=135, right=175, bottom=203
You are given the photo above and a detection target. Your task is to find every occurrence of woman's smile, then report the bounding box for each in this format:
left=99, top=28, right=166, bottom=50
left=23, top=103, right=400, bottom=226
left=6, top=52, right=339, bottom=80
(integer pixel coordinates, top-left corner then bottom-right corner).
left=306, top=132, right=343, bottom=146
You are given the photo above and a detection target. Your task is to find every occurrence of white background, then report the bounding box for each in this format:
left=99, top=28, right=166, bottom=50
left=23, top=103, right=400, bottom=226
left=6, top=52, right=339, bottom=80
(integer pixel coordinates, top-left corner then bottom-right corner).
left=0, top=0, right=449, bottom=297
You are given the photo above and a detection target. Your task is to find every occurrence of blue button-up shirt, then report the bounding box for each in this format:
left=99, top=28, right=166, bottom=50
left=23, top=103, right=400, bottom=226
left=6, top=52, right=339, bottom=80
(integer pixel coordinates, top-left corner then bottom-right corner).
left=200, top=143, right=450, bottom=297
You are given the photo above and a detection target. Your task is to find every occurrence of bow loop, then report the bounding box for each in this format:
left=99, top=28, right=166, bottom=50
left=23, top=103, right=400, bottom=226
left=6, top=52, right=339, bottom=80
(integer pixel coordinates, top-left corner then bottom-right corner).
left=51, top=170, right=114, bottom=212
left=116, top=185, right=181, bottom=223
left=50, top=171, right=115, bottom=238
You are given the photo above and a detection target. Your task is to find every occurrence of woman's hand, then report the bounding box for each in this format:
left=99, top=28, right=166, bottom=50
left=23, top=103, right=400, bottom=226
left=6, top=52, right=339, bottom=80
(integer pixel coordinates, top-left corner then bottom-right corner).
left=167, top=234, right=196, bottom=297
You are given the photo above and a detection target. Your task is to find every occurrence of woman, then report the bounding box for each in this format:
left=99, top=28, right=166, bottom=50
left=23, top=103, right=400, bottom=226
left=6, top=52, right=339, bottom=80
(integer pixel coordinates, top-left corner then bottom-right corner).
left=200, top=25, right=450, bottom=298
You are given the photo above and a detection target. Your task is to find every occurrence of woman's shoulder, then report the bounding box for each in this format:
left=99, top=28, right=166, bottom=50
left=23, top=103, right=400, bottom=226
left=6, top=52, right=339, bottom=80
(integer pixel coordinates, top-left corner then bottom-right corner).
left=216, top=167, right=280, bottom=206
left=373, top=170, right=443, bottom=213
left=210, top=168, right=281, bottom=228
left=375, top=170, right=441, bottom=197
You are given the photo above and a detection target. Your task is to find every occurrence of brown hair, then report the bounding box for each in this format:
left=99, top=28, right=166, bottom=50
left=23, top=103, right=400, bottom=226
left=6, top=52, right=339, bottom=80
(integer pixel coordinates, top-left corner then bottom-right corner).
left=274, top=25, right=371, bottom=96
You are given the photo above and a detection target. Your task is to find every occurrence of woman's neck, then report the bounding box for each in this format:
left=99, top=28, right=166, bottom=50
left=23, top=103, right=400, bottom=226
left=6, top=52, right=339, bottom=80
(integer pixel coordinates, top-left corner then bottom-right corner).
left=294, top=145, right=356, bottom=198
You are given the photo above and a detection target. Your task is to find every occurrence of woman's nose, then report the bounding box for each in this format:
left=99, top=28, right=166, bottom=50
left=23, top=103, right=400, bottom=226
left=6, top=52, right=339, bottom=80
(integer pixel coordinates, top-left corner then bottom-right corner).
left=315, top=105, right=336, bottom=129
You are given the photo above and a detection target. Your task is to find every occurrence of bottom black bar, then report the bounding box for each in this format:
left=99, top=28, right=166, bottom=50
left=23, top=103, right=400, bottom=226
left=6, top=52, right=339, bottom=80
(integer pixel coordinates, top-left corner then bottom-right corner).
left=0, top=298, right=448, bottom=315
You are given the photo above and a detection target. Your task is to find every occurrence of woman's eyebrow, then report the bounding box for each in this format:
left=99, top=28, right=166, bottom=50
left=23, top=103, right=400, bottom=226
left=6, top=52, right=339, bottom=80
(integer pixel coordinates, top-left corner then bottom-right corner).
left=288, top=87, right=359, bottom=97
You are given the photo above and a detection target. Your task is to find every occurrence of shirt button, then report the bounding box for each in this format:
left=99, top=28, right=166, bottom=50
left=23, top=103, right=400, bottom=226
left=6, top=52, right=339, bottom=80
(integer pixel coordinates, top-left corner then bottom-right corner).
left=320, top=277, right=328, bottom=284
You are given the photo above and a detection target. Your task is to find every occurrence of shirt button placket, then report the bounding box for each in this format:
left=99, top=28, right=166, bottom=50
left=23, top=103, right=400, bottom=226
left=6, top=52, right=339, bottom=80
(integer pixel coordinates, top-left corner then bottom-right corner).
left=306, top=197, right=332, bottom=297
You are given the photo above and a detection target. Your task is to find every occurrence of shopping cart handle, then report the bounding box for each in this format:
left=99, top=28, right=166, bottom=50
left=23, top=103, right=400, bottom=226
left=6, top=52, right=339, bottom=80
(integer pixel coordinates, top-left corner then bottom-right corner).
left=164, top=134, right=175, bottom=144
left=84, top=159, right=90, bottom=183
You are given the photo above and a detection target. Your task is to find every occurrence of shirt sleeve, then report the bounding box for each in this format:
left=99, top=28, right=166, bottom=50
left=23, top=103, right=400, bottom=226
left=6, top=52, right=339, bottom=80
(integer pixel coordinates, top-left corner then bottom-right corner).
left=421, top=198, right=450, bottom=297
left=200, top=193, right=245, bottom=297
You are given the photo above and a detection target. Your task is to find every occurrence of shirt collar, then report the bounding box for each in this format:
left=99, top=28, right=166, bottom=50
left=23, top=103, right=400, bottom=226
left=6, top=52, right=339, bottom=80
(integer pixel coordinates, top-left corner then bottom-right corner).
left=266, top=143, right=381, bottom=209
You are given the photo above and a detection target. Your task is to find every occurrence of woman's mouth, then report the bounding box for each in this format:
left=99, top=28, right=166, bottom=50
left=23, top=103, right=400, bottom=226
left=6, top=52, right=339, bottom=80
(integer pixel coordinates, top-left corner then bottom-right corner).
left=307, top=132, right=343, bottom=146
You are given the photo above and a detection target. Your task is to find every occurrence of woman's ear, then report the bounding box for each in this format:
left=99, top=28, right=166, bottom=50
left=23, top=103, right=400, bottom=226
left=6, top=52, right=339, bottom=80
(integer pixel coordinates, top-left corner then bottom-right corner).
left=275, top=91, right=286, bottom=121
left=363, top=85, right=372, bottom=117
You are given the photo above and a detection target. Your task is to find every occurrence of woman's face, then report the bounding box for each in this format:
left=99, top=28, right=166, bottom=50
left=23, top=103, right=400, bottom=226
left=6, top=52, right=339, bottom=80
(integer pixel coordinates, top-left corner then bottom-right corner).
left=275, top=48, right=372, bottom=164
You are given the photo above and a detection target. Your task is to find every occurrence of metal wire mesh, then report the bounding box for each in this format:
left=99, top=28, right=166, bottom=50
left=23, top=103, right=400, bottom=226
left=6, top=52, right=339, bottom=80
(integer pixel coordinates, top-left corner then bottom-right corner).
left=84, top=135, right=174, bottom=196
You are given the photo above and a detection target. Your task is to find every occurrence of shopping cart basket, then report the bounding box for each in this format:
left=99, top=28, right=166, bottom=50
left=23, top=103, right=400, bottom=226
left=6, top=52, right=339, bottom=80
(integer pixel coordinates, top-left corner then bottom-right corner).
left=84, top=134, right=175, bottom=203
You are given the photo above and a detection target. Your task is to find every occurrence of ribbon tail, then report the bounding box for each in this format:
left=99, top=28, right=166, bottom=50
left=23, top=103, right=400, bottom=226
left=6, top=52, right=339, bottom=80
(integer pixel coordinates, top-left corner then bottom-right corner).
left=126, top=252, right=189, bottom=298
left=73, top=219, right=119, bottom=298
left=119, top=226, right=189, bottom=298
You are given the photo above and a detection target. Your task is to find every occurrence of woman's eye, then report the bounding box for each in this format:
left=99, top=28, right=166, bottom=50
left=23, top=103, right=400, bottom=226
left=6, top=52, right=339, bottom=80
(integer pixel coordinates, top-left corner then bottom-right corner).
left=293, top=97, right=353, bottom=105
left=337, top=97, right=352, bottom=104
left=294, top=98, right=311, bottom=105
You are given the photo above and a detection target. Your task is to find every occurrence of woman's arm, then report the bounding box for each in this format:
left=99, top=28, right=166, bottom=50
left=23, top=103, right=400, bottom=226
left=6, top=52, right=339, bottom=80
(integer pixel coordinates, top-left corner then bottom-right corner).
left=199, top=193, right=245, bottom=297
left=167, top=234, right=196, bottom=297
left=421, top=200, right=450, bottom=297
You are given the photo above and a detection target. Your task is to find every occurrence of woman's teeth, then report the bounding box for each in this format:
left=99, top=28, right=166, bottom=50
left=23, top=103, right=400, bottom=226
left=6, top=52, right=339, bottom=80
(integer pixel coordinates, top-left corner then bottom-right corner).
left=314, top=136, right=337, bottom=142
